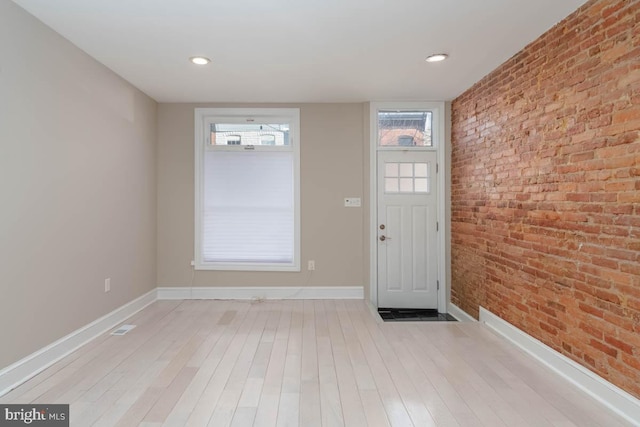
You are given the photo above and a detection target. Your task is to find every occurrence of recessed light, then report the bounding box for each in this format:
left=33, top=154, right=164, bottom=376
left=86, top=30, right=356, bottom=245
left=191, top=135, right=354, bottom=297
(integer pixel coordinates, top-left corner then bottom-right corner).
left=190, top=56, right=211, bottom=65
left=425, top=53, right=448, bottom=63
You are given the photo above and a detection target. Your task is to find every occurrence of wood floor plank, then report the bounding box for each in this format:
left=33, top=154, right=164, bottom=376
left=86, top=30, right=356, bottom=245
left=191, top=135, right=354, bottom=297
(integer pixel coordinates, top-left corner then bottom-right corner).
left=280, top=300, right=303, bottom=395
left=406, top=324, right=507, bottom=427
left=0, top=300, right=633, bottom=427
left=334, top=301, right=377, bottom=392
left=377, top=324, right=461, bottom=427
left=325, top=300, right=369, bottom=427
left=144, top=366, right=198, bottom=423
left=207, top=308, right=271, bottom=426
left=419, top=325, right=530, bottom=427
left=71, top=388, right=123, bottom=426
left=299, top=300, right=321, bottom=427
left=230, top=407, right=257, bottom=427
left=315, top=301, right=344, bottom=427
left=162, top=302, right=251, bottom=427
left=358, top=389, right=393, bottom=427
left=254, top=301, right=292, bottom=427
left=276, top=392, right=300, bottom=427
left=186, top=302, right=259, bottom=426
left=344, top=305, right=414, bottom=426
left=115, top=386, right=164, bottom=427
left=276, top=301, right=303, bottom=427
left=352, top=310, right=436, bottom=427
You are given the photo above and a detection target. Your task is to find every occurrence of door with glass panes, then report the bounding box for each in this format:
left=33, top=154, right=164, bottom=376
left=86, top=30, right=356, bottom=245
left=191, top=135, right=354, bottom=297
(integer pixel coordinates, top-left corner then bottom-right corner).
left=376, top=110, right=438, bottom=309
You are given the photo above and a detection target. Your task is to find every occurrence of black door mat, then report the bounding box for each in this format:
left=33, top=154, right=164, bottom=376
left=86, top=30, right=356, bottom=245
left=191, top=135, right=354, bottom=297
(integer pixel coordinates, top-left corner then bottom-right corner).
left=378, top=308, right=457, bottom=322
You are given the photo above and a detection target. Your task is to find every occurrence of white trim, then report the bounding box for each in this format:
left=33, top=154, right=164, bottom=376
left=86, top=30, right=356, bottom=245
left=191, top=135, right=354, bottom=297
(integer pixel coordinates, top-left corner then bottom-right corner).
left=0, top=289, right=157, bottom=398
left=155, top=287, right=193, bottom=300
left=479, top=306, right=640, bottom=426
left=436, top=103, right=447, bottom=312
left=369, top=104, right=378, bottom=308
left=368, top=101, right=447, bottom=311
left=366, top=299, right=385, bottom=324
left=157, top=286, right=363, bottom=300
left=447, top=303, right=477, bottom=322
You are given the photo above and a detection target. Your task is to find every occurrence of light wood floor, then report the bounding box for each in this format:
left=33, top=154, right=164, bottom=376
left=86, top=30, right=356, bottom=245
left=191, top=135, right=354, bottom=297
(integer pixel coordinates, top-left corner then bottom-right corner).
left=0, top=300, right=633, bottom=427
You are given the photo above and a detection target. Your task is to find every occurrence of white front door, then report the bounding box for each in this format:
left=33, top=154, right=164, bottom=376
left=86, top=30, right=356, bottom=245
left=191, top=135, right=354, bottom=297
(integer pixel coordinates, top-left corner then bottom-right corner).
left=377, top=150, right=438, bottom=309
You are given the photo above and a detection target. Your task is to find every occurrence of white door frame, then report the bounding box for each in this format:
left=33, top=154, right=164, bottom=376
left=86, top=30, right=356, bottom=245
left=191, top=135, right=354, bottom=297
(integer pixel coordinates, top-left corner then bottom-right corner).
left=369, top=101, right=448, bottom=312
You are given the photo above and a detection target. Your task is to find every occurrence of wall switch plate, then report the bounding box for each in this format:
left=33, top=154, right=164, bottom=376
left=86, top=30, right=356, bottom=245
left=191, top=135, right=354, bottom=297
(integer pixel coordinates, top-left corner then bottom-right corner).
left=344, top=197, right=361, bottom=207
left=308, top=260, right=315, bottom=271
left=104, top=278, right=111, bottom=293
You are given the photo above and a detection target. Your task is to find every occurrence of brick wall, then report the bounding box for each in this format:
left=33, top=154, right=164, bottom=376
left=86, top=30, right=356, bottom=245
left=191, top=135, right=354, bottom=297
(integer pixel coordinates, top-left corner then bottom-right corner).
left=451, top=0, right=640, bottom=398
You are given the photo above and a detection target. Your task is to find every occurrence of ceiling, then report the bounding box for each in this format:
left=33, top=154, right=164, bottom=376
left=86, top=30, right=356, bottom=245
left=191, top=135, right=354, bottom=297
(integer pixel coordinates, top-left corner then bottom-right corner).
left=12, top=0, right=588, bottom=103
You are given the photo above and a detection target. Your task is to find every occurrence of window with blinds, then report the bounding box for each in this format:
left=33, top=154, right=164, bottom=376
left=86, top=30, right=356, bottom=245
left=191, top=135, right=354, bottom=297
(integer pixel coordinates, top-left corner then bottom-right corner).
left=194, top=108, right=300, bottom=271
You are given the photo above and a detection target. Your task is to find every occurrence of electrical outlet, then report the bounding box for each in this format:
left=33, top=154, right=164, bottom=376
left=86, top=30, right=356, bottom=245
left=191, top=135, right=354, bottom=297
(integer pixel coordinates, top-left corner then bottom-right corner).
left=104, top=278, right=111, bottom=293
left=308, top=260, right=315, bottom=271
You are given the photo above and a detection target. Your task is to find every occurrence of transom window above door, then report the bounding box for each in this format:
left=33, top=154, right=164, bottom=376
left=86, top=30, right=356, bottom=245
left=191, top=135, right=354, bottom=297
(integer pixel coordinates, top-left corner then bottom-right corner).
left=378, top=110, right=433, bottom=147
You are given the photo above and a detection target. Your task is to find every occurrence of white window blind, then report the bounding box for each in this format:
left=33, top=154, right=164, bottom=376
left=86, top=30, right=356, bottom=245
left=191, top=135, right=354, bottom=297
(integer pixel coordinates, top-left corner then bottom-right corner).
left=194, top=108, right=300, bottom=271
left=203, top=151, right=294, bottom=263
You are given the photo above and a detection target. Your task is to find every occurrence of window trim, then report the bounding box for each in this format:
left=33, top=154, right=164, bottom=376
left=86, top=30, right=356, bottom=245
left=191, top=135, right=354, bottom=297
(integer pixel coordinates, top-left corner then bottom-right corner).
left=194, top=107, right=301, bottom=271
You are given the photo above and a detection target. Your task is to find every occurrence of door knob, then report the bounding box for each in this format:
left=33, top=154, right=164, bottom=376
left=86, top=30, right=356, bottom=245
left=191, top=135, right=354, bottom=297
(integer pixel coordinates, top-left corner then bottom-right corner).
left=380, top=235, right=390, bottom=241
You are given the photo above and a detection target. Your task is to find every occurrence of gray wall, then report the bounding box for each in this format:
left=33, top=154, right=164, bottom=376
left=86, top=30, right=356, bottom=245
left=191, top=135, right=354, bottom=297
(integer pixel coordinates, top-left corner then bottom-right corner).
left=0, top=1, right=158, bottom=368
left=157, top=103, right=367, bottom=289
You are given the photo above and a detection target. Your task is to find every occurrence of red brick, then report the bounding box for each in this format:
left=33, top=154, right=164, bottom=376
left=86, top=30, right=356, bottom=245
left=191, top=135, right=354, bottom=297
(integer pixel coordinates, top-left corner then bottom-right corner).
left=580, top=322, right=604, bottom=339
left=590, top=339, right=618, bottom=357
left=618, top=192, right=640, bottom=203
left=623, top=353, right=640, bottom=371
left=591, top=256, right=619, bottom=270
left=578, top=303, right=605, bottom=319
left=612, top=108, right=640, bottom=124
left=605, top=336, right=634, bottom=354
left=452, top=0, right=640, bottom=400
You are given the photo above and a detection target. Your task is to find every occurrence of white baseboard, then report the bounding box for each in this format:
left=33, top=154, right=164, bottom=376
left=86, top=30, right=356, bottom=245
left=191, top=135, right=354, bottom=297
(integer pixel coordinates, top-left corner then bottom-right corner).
left=479, top=306, right=640, bottom=426
left=157, top=286, right=364, bottom=300
left=447, top=303, right=477, bottom=322
left=155, top=287, right=192, bottom=300
left=0, top=289, right=157, bottom=398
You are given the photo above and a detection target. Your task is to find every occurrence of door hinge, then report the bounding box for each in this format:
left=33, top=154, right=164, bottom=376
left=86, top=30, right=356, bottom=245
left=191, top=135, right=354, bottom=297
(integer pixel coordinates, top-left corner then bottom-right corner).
left=437, top=280, right=440, bottom=290
left=436, top=222, right=439, bottom=231
left=436, top=163, right=439, bottom=173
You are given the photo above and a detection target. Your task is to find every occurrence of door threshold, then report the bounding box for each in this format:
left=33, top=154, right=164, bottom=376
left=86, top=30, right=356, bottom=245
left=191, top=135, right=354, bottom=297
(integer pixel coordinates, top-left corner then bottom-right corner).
left=378, top=308, right=457, bottom=322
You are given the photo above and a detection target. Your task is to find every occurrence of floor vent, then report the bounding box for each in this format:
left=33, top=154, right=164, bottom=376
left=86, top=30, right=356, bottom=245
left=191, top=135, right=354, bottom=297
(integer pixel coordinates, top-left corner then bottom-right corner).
left=110, top=324, right=136, bottom=336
